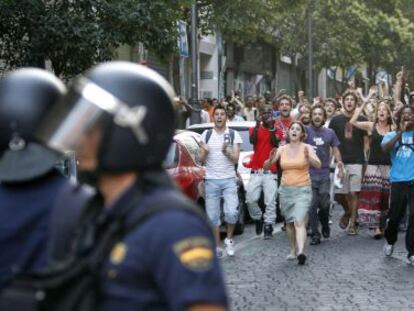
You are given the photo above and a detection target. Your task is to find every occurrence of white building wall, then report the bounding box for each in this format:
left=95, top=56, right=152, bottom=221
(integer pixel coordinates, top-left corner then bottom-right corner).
left=199, top=34, right=219, bottom=99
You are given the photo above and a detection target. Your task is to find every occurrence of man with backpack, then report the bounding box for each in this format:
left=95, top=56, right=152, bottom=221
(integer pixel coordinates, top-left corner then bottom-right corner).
left=199, top=105, right=243, bottom=257
left=0, top=63, right=228, bottom=311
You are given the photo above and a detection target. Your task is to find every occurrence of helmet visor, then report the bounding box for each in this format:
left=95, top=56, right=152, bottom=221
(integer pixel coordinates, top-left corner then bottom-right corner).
left=37, top=78, right=118, bottom=152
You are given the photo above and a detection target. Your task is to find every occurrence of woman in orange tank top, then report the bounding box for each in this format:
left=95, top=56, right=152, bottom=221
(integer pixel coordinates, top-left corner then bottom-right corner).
left=264, top=121, right=321, bottom=265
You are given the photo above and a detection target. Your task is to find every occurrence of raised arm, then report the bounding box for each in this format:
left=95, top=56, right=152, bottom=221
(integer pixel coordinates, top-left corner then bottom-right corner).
left=350, top=91, right=374, bottom=133
left=181, top=97, right=194, bottom=112
left=392, top=71, right=403, bottom=104
left=231, top=91, right=245, bottom=110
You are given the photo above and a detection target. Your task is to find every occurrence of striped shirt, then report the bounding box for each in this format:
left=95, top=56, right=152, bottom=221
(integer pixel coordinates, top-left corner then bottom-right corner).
left=201, top=128, right=243, bottom=179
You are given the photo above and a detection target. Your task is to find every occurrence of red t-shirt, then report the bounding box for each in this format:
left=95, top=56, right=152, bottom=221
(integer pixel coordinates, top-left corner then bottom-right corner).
left=274, top=117, right=292, bottom=144
left=248, top=126, right=284, bottom=172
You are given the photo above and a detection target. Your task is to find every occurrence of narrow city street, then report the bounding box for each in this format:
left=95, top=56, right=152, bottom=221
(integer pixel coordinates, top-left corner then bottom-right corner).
left=221, top=206, right=414, bottom=311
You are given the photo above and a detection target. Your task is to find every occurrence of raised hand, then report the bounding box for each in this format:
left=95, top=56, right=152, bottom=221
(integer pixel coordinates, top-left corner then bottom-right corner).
left=396, top=71, right=403, bottom=82
left=347, top=79, right=356, bottom=90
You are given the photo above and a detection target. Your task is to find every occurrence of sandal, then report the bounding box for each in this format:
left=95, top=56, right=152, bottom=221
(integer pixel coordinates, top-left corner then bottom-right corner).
left=373, top=228, right=383, bottom=240
left=339, top=214, right=350, bottom=230
left=347, top=224, right=358, bottom=236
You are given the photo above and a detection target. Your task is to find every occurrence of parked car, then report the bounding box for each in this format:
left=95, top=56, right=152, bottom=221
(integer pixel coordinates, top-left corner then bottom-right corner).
left=165, top=130, right=247, bottom=234
left=164, top=131, right=205, bottom=204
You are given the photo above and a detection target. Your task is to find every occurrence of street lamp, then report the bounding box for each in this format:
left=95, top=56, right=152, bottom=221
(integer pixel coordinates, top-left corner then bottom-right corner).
left=190, top=3, right=201, bottom=124
left=307, top=0, right=315, bottom=100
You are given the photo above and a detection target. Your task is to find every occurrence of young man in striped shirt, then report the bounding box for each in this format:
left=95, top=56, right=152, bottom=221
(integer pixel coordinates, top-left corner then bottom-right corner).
left=199, top=105, right=243, bottom=257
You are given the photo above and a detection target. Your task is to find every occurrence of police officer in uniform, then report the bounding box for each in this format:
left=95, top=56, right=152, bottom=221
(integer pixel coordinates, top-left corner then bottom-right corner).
left=38, top=62, right=228, bottom=311
left=0, top=68, right=69, bottom=287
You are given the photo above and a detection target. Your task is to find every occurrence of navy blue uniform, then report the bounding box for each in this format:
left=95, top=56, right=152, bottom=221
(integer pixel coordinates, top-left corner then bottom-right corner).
left=97, top=185, right=228, bottom=311
left=0, top=170, right=68, bottom=287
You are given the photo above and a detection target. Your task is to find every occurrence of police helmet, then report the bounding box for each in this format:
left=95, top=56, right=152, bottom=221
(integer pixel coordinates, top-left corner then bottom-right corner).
left=0, top=68, right=66, bottom=182
left=38, top=62, right=176, bottom=172
left=0, top=68, right=66, bottom=153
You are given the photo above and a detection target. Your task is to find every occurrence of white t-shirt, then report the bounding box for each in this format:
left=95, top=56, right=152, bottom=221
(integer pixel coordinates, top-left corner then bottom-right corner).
left=244, top=107, right=257, bottom=121
left=201, top=128, right=243, bottom=179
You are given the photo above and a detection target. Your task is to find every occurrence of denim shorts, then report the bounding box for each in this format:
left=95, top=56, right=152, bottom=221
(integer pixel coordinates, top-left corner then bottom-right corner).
left=205, top=178, right=239, bottom=226
left=279, top=185, right=312, bottom=223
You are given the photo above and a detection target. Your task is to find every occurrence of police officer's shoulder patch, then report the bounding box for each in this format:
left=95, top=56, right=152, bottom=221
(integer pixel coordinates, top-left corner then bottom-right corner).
left=173, top=236, right=214, bottom=271
left=110, top=242, right=128, bottom=264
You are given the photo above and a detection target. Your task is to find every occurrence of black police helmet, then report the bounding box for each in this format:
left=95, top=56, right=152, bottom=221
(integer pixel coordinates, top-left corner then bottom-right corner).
left=0, top=68, right=66, bottom=154
left=39, top=62, right=176, bottom=173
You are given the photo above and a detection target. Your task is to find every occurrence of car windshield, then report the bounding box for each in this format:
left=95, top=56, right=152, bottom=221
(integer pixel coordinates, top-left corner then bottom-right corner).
left=235, top=128, right=253, bottom=152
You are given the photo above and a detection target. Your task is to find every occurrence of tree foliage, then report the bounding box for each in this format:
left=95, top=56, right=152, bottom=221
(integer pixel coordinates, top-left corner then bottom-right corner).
left=266, top=0, right=414, bottom=88
left=0, top=0, right=183, bottom=78
left=195, top=0, right=305, bottom=45
left=2, top=0, right=414, bottom=84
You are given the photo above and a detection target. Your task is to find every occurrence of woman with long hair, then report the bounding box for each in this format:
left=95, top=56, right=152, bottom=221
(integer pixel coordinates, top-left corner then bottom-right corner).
left=264, top=122, right=321, bottom=265
left=350, top=98, right=394, bottom=238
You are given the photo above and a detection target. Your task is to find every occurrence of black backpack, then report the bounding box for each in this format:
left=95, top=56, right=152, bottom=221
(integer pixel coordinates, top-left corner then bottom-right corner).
left=0, top=186, right=207, bottom=311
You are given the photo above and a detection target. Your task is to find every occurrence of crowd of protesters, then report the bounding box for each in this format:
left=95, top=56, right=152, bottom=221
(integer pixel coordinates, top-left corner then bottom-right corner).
left=183, top=71, right=414, bottom=267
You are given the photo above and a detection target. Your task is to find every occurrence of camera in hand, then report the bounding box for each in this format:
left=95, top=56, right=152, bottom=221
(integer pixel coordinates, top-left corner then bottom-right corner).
left=224, top=133, right=232, bottom=155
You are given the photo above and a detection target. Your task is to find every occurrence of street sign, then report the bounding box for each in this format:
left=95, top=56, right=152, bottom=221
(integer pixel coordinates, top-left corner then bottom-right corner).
left=177, top=20, right=189, bottom=57
left=345, top=66, right=357, bottom=80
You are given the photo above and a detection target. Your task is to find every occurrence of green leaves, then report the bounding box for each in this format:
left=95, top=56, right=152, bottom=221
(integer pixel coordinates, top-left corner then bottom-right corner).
left=1, top=0, right=414, bottom=82
left=198, top=0, right=305, bottom=45
left=268, top=0, right=414, bottom=82
left=0, top=0, right=184, bottom=78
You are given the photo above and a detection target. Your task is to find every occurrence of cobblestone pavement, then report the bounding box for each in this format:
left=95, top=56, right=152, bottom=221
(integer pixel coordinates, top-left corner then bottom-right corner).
left=220, top=206, right=414, bottom=311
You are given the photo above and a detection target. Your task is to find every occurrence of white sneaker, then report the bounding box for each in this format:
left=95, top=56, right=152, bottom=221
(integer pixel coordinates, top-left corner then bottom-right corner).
left=286, top=254, right=296, bottom=261
left=224, top=238, right=235, bottom=256
left=406, top=255, right=414, bottom=265
left=383, top=243, right=394, bottom=257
